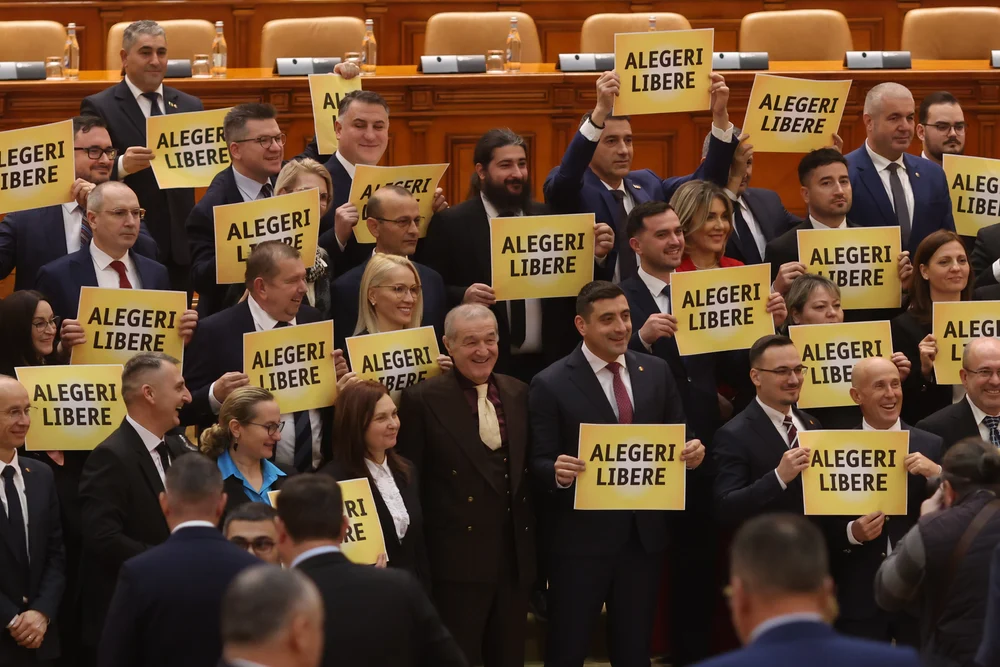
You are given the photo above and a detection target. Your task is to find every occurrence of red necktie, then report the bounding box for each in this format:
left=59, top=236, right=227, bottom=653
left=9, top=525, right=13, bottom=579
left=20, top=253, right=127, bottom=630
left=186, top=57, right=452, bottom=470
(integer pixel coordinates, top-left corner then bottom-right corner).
left=783, top=414, right=799, bottom=448
left=606, top=361, right=633, bottom=424
left=109, top=260, right=132, bottom=288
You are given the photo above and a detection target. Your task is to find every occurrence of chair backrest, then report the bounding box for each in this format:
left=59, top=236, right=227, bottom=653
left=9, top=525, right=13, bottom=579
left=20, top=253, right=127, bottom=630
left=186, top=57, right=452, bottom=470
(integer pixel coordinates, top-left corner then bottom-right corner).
left=740, top=10, right=853, bottom=61
left=260, top=17, right=367, bottom=68
left=902, top=7, right=1000, bottom=59
left=0, top=21, right=66, bottom=62
left=423, top=12, right=542, bottom=63
left=107, top=20, right=216, bottom=70
left=580, top=13, right=691, bottom=53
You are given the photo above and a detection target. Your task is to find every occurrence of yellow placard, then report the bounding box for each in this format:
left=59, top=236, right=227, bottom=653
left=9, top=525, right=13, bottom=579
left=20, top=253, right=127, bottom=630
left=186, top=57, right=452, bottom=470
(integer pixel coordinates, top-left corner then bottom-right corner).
left=490, top=214, right=595, bottom=301
left=613, top=29, right=714, bottom=116
left=213, top=189, right=321, bottom=284
left=267, top=490, right=279, bottom=506
left=741, top=75, right=851, bottom=153
left=308, top=74, right=363, bottom=156
left=943, top=153, right=1000, bottom=237
left=790, top=321, right=894, bottom=409
left=574, top=424, right=687, bottom=510
left=70, top=287, right=187, bottom=367
left=147, top=107, right=232, bottom=189
left=797, top=226, right=902, bottom=310
left=0, top=120, right=74, bottom=214
left=932, top=300, right=1000, bottom=384
left=243, top=320, right=337, bottom=413
left=800, top=430, right=909, bottom=516
left=349, top=163, right=450, bottom=242
left=345, top=326, right=442, bottom=402
left=672, top=264, right=774, bottom=355
left=16, top=364, right=126, bottom=451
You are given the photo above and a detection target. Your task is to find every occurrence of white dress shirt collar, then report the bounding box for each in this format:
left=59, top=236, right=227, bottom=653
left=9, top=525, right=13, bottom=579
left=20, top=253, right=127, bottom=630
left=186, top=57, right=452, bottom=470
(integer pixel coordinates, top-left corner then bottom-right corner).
left=862, top=417, right=902, bottom=431
left=123, top=75, right=164, bottom=105
left=232, top=165, right=269, bottom=202
left=247, top=295, right=296, bottom=330
left=126, top=414, right=165, bottom=452
left=90, top=239, right=129, bottom=265
left=808, top=215, right=847, bottom=230
left=333, top=151, right=357, bottom=179
left=756, top=396, right=791, bottom=426
left=637, top=266, right=670, bottom=298
left=968, top=394, right=1000, bottom=423
left=290, top=544, right=342, bottom=569
left=480, top=192, right=522, bottom=219
left=749, top=612, right=825, bottom=643
left=365, top=457, right=392, bottom=477
left=865, top=139, right=907, bottom=174
left=171, top=520, right=218, bottom=534
left=581, top=342, right=626, bottom=375
left=0, top=450, right=22, bottom=480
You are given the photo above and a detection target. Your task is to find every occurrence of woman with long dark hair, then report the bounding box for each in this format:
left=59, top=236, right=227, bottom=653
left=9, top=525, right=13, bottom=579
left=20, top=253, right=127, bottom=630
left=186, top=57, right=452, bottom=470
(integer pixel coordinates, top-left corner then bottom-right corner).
left=0, top=290, right=60, bottom=376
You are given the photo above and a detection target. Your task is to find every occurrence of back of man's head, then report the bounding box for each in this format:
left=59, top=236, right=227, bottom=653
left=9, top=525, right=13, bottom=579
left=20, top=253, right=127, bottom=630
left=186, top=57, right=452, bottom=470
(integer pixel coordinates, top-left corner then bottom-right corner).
left=731, top=513, right=829, bottom=595
left=162, top=452, right=225, bottom=525
left=275, top=474, right=344, bottom=543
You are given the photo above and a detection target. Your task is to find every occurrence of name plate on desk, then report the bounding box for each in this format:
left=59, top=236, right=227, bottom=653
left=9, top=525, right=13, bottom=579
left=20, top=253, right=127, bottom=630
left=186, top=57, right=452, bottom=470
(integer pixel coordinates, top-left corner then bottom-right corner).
left=844, top=51, right=912, bottom=70
left=419, top=55, right=487, bottom=74
left=274, top=57, right=341, bottom=76
left=0, top=62, right=44, bottom=80
left=165, top=60, right=192, bottom=79
left=712, top=52, right=769, bottom=71
left=557, top=53, right=614, bottom=72
left=992, top=51, right=1000, bottom=68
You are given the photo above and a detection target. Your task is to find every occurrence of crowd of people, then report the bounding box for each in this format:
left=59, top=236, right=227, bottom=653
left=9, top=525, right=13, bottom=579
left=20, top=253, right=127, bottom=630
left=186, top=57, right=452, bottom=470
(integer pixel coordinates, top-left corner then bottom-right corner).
left=2, top=16, right=1000, bottom=667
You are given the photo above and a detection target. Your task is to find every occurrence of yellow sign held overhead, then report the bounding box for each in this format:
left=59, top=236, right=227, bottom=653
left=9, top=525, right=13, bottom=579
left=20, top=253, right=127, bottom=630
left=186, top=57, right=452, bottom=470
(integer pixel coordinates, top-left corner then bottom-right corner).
left=933, top=300, right=1000, bottom=384
left=0, top=119, right=74, bottom=214
left=797, top=226, right=902, bottom=310
left=790, top=321, right=894, bottom=409
left=613, top=29, right=714, bottom=116
left=348, top=163, right=449, bottom=242
left=346, top=326, right=442, bottom=402
left=147, top=107, right=231, bottom=189
left=741, top=75, right=851, bottom=153
left=308, top=74, right=363, bottom=156
left=243, top=320, right=338, bottom=413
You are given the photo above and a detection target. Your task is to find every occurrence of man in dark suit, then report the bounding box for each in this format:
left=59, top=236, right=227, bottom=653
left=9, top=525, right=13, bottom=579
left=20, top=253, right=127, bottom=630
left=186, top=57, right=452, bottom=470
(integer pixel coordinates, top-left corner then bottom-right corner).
left=331, top=185, right=447, bottom=350
left=420, top=128, right=615, bottom=381
left=99, top=453, right=258, bottom=667
left=78, top=352, right=195, bottom=658
left=845, top=82, right=955, bottom=257
left=0, top=376, right=65, bottom=667
left=0, top=115, right=157, bottom=293
left=529, top=281, right=706, bottom=667
left=80, top=20, right=203, bottom=291
left=971, top=224, right=1000, bottom=289
left=543, top=71, right=738, bottom=282
left=274, top=474, right=468, bottom=667
left=690, top=514, right=921, bottom=667
left=916, top=336, right=1000, bottom=451
left=916, top=91, right=966, bottom=167
left=713, top=335, right=821, bottom=526
left=396, top=304, right=534, bottom=667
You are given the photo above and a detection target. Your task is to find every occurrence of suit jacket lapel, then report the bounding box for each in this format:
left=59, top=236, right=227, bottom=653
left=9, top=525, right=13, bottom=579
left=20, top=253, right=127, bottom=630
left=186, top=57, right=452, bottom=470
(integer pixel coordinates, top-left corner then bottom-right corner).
left=566, top=347, right=618, bottom=424
left=624, top=351, right=657, bottom=423
left=469, top=197, right=494, bottom=281
left=121, top=420, right=166, bottom=498
left=70, top=249, right=99, bottom=293
left=45, top=206, right=69, bottom=255
left=163, top=87, right=180, bottom=115
left=114, top=80, right=148, bottom=139
left=496, top=375, right=527, bottom=492
left=131, top=251, right=156, bottom=288
left=624, top=175, right=651, bottom=204
left=747, top=400, right=791, bottom=459
left=855, top=149, right=896, bottom=225
left=903, top=154, right=928, bottom=231
left=21, top=463, right=44, bottom=564
left=584, top=169, right=617, bottom=226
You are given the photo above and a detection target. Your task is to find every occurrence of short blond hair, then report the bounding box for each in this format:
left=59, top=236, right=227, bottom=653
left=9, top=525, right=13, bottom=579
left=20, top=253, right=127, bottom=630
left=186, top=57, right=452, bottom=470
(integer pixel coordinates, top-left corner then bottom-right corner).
left=275, top=158, right=334, bottom=215
left=355, top=254, right=423, bottom=335
left=670, top=180, right=733, bottom=241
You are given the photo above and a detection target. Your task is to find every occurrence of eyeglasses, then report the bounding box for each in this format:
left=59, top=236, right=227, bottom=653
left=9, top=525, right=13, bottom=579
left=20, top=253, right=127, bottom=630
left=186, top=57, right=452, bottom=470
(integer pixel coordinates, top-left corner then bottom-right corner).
left=74, top=146, right=118, bottom=159
left=755, top=366, right=808, bottom=379
left=233, top=133, right=286, bottom=148
left=99, top=208, right=145, bottom=219
left=375, top=284, right=421, bottom=299
left=2, top=407, right=32, bottom=420
left=247, top=421, right=285, bottom=436
left=31, top=316, right=60, bottom=332
left=375, top=216, right=422, bottom=229
left=229, top=536, right=276, bottom=553
left=963, top=367, right=1000, bottom=381
left=923, top=122, right=966, bottom=134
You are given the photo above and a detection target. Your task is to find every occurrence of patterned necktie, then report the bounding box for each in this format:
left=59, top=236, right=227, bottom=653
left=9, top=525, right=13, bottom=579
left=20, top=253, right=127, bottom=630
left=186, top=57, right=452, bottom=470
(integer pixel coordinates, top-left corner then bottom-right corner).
left=610, top=190, right=637, bottom=280
left=1, top=467, right=28, bottom=572
left=887, top=163, right=911, bottom=248
left=109, top=260, right=132, bottom=288
left=475, top=384, right=503, bottom=450
left=142, top=91, right=163, bottom=116
left=783, top=414, right=799, bottom=449
left=984, top=416, right=1000, bottom=448
left=732, top=200, right=762, bottom=264
left=606, top=362, right=634, bottom=424
left=259, top=181, right=274, bottom=199
left=78, top=206, right=92, bottom=247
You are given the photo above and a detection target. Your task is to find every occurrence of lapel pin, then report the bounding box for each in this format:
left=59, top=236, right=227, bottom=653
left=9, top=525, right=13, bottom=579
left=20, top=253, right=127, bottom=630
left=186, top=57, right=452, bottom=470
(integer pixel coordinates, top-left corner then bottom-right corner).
left=168, top=100, right=178, bottom=109
left=638, top=366, right=644, bottom=371
left=23, top=467, right=29, bottom=473
left=632, top=183, right=642, bottom=189
left=915, top=172, right=920, bottom=178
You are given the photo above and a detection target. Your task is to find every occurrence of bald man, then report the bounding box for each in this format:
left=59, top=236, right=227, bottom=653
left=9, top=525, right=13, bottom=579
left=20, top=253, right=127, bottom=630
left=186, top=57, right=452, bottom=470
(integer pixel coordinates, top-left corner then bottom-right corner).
left=845, top=82, right=955, bottom=255
left=0, top=376, right=66, bottom=666
left=823, top=356, right=941, bottom=648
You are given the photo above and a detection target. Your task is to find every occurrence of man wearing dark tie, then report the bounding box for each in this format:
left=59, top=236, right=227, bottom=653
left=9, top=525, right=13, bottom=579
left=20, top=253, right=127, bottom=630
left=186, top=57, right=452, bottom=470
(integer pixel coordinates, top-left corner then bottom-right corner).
left=529, top=280, right=706, bottom=667
left=80, top=20, right=203, bottom=292
left=0, top=376, right=65, bottom=667
left=845, top=82, right=955, bottom=256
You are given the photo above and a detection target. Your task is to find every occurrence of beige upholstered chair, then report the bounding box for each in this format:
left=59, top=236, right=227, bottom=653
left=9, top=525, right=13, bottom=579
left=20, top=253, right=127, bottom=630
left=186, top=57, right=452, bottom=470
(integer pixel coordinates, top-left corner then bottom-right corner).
left=260, top=17, right=367, bottom=68
left=902, top=7, right=1000, bottom=59
left=580, top=13, right=691, bottom=53
left=0, top=21, right=66, bottom=62
left=740, top=10, right=853, bottom=61
left=106, top=20, right=215, bottom=70
left=423, top=12, right=542, bottom=63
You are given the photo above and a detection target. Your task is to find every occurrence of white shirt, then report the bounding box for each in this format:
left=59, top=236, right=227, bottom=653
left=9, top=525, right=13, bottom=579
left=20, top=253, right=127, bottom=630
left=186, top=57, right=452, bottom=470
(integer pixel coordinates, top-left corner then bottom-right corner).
left=581, top=342, right=634, bottom=419
left=62, top=202, right=85, bottom=254
left=0, top=451, right=30, bottom=557
left=481, top=193, right=542, bottom=354
left=864, top=140, right=915, bottom=227
left=365, top=457, right=410, bottom=541
left=968, top=395, right=1000, bottom=444
left=636, top=266, right=672, bottom=351
left=126, top=414, right=168, bottom=484
left=846, top=418, right=903, bottom=548
left=117, top=77, right=165, bottom=179
left=171, top=520, right=217, bottom=534
left=90, top=242, right=141, bottom=289
left=755, top=397, right=805, bottom=491
left=748, top=613, right=825, bottom=644
left=723, top=189, right=767, bottom=259
left=290, top=544, right=341, bottom=569
left=232, top=166, right=271, bottom=203
left=809, top=215, right=847, bottom=230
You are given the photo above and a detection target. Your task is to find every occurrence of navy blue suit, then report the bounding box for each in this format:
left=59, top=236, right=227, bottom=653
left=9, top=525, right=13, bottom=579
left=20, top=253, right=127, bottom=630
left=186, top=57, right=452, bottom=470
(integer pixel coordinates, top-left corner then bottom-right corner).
left=319, top=154, right=373, bottom=277
left=845, top=146, right=955, bottom=255
left=35, top=247, right=172, bottom=320
left=97, top=525, right=258, bottom=667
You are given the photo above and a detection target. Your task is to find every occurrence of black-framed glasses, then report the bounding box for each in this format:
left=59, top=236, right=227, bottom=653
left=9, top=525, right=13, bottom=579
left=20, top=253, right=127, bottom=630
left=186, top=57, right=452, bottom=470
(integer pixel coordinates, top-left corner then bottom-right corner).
left=247, top=421, right=285, bottom=436
left=74, top=146, right=118, bottom=159
left=375, top=284, right=421, bottom=299
left=229, top=536, right=276, bottom=553
left=99, top=207, right=145, bottom=219
left=31, top=316, right=60, bottom=332
left=923, top=122, right=966, bottom=133
left=375, top=216, right=422, bottom=229
left=963, top=367, right=1000, bottom=381
left=755, top=366, right=808, bottom=379
left=233, top=133, right=286, bottom=148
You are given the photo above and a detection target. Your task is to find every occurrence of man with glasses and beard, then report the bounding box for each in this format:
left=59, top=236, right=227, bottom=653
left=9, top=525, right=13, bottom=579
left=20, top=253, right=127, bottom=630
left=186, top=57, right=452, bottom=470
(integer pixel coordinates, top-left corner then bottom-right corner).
left=916, top=92, right=965, bottom=167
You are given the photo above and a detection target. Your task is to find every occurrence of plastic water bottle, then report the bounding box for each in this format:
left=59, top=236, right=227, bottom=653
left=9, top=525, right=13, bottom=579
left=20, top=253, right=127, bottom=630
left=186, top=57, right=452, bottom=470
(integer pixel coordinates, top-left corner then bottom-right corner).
left=361, top=19, right=377, bottom=76
left=648, top=15, right=657, bottom=31
left=64, top=23, right=80, bottom=80
left=211, top=21, right=228, bottom=77
left=505, top=16, right=522, bottom=73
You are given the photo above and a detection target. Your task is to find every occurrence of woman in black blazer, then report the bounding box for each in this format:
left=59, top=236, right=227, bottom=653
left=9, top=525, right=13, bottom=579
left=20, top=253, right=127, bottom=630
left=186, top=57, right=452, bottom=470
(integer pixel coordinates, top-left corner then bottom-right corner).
left=320, top=380, right=429, bottom=587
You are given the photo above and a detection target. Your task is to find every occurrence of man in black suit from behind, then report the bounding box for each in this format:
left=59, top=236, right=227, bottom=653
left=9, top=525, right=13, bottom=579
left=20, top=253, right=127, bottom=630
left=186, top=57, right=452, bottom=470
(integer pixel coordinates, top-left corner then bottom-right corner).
left=274, top=474, right=468, bottom=667
left=80, top=20, right=203, bottom=292
left=529, top=281, right=706, bottom=667
left=77, top=352, right=194, bottom=661
left=99, top=453, right=258, bottom=667
left=0, top=377, right=65, bottom=667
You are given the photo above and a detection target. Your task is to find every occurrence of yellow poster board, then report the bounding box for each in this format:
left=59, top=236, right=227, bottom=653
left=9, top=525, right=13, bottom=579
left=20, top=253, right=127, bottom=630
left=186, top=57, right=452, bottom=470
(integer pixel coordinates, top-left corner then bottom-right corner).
left=348, top=163, right=450, bottom=242
left=797, top=226, right=902, bottom=310
left=308, top=74, right=363, bottom=155
left=800, top=430, right=909, bottom=516
left=574, top=423, right=687, bottom=510
left=672, top=263, right=774, bottom=355
left=490, top=214, right=595, bottom=301
left=345, top=326, right=442, bottom=401
left=213, top=189, right=321, bottom=284
left=0, top=119, right=74, bottom=214
left=943, top=153, right=1000, bottom=237
left=613, top=29, right=714, bottom=116
left=933, top=300, right=1000, bottom=384
left=243, top=320, right=338, bottom=413
left=338, top=477, right=389, bottom=565
left=790, top=321, right=894, bottom=409
left=147, top=107, right=231, bottom=189
left=71, top=288, right=187, bottom=367
left=15, top=364, right=126, bottom=451
left=741, top=75, right=851, bottom=153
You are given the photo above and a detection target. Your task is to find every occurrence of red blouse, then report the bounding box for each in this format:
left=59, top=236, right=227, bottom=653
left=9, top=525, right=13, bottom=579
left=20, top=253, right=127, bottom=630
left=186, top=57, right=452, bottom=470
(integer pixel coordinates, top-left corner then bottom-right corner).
left=676, top=255, right=745, bottom=272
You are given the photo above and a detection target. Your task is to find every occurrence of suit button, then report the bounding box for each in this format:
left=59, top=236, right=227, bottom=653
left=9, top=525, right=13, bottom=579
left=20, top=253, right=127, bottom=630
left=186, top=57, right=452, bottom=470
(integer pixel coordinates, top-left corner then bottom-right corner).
left=467, top=525, right=473, bottom=532
left=451, top=470, right=457, bottom=476
left=687, top=377, right=693, bottom=383
left=467, top=496, right=474, bottom=503
left=504, top=473, right=509, bottom=479
left=881, top=552, right=886, bottom=558
left=504, top=457, right=508, bottom=463
left=885, top=516, right=890, bottom=522
left=524, top=526, right=529, bottom=531
left=524, top=467, right=528, bottom=473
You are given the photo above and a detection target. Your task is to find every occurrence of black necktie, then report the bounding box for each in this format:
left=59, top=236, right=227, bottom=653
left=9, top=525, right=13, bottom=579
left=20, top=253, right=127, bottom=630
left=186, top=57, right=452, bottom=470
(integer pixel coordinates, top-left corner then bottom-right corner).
left=732, top=200, right=762, bottom=265
left=274, top=321, right=314, bottom=470
left=142, top=92, right=162, bottom=117
left=154, top=442, right=171, bottom=475
left=259, top=181, right=274, bottom=199
left=611, top=190, right=637, bottom=280
left=887, top=163, right=911, bottom=248
left=2, top=467, right=29, bottom=572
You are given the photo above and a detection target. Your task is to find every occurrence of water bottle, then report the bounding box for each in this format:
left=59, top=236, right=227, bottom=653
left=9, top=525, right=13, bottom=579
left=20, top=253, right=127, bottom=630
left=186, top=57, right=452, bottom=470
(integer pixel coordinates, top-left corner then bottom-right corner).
left=361, top=19, right=377, bottom=76
left=211, top=21, right=228, bottom=78
left=64, top=23, right=80, bottom=81
left=505, top=16, right=521, bottom=73
left=648, top=15, right=657, bottom=31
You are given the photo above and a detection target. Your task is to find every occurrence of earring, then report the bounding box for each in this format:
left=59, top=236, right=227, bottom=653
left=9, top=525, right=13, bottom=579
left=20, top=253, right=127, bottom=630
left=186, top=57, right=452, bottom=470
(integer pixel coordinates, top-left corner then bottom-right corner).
left=233, top=438, right=239, bottom=451
left=370, top=301, right=376, bottom=306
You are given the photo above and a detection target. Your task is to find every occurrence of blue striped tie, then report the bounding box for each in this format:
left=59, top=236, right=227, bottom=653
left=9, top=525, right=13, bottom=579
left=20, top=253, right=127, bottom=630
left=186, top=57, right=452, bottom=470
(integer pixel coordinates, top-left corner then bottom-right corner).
left=985, top=416, right=1000, bottom=449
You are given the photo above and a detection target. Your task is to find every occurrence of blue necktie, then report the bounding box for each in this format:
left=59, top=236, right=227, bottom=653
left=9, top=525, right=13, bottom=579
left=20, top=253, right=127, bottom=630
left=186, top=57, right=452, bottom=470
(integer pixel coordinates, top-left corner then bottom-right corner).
left=984, top=416, right=1000, bottom=449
